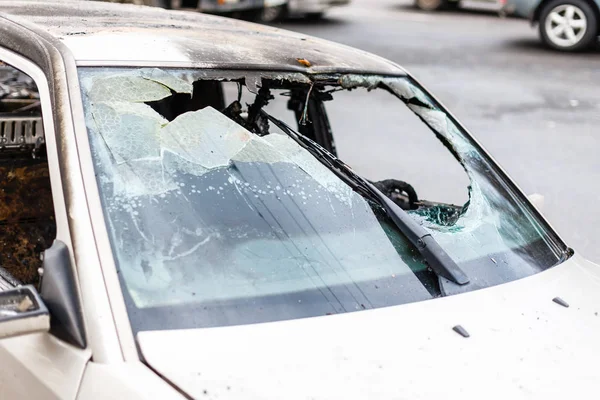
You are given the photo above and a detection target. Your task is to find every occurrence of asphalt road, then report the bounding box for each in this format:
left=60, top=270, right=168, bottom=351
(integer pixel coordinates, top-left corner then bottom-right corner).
left=274, top=0, right=600, bottom=262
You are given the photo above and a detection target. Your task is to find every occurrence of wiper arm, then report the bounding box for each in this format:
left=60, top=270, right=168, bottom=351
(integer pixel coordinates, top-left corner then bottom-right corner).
left=261, top=110, right=469, bottom=286
left=365, top=182, right=469, bottom=285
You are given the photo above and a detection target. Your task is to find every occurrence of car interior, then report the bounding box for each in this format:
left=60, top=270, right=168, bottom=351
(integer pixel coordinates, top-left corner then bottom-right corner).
left=0, top=61, right=55, bottom=287
left=146, top=77, right=423, bottom=210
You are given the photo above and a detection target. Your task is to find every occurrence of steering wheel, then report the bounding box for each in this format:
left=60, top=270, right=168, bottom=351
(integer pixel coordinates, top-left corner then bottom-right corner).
left=372, top=179, right=419, bottom=210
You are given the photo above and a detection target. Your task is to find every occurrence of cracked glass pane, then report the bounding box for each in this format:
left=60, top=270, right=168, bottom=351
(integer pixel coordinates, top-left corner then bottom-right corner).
left=78, top=67, right=568, bottom=333
left=89, top=75, right=172, bottom=102
left=384, top=80, right=567, bottom=296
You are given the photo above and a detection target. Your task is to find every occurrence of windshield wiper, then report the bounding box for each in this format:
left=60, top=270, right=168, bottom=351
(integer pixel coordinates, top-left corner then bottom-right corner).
left=261, top=110, right=469, bottom=286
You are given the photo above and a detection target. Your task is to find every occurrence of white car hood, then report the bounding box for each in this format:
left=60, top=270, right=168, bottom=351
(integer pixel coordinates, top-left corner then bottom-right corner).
left=138, top=255, right=600, bottom=399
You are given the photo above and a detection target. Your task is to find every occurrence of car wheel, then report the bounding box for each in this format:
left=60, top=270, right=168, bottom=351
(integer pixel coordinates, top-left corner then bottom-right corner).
left=415, top=0, right=444, bottom=11
left=539, top=0, right=598, bottom=51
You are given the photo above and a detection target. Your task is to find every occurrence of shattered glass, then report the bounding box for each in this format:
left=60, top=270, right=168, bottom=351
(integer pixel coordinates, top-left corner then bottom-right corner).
left=87, top=68, right=192, bottom=103
left=384, top=80, right=567, bottom=295
left=162, top=108, right=251, bottom=170
left=86, top=69, right=358, bottom=203
left=80, top=69, right=437, bottom=327
left=78, top=68, right=568, bottom=332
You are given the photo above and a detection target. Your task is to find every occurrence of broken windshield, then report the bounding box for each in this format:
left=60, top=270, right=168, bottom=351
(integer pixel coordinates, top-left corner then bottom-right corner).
left=78, top=68, right=569, bottom=333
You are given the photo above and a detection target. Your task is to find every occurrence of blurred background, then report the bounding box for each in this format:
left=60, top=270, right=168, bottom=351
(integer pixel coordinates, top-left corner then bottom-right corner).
left=101, top=0, right=599, bottom=262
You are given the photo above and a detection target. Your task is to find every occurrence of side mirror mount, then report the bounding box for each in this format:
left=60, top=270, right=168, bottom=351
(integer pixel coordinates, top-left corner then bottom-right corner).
left=0, top=285, right=49, bottom=340
left=40, top=240, right=87, bottom=349
left=0, top=241, right=86, bottom=347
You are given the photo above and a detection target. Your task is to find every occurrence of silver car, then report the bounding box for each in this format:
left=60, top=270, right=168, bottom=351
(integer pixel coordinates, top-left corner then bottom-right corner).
left=502, top=0, right=599, bottom=51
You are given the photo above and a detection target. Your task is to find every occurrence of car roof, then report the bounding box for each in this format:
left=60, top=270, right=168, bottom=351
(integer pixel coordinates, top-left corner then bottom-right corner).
left=0, top=0, right=405, bottom=75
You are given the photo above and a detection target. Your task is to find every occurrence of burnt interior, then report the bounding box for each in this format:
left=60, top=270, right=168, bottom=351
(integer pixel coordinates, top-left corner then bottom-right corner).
left=146, top=77, right=422, bottom=210
left=146, top=78, right=340, bottom=154
left=0, top=63, right=55, bottom=286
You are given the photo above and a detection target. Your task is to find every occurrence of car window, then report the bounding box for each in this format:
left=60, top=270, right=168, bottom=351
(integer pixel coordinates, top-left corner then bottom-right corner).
left=0, top=61, right=56, bottom=287
left=78, top=68, right=568, bottom=333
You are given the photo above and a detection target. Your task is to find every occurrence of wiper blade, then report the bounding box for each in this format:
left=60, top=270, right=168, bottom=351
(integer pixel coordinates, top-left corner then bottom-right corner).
left=261, top=111, right=469, bottom=286
left=365, top=182, right=469, bottom=285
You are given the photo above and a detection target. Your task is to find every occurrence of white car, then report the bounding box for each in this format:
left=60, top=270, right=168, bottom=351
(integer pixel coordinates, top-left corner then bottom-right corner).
left=260, top=0, right=350, bottom=21
left=287, top=0, right=351, bottom=18
left=0, top=1, right=598, bottom=399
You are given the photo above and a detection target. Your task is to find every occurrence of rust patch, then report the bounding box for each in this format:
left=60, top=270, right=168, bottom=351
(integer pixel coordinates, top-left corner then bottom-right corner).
left=296, top=58, right=312, bottom=68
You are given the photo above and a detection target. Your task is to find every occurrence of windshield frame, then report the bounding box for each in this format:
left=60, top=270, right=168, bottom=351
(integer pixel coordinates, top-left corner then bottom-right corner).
left=71, top=66, right=571, bottom=360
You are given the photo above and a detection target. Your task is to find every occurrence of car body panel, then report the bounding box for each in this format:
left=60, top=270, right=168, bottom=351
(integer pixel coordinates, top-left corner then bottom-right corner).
left=0, top=0, right=401, bottom=75
left=138, top=254, right=600, bottom=399
left=76, top=361, right=184, bottom=399
left=504, top=0, right=541, bottom=18
left=0, top=333, right=91, bottom=400
left=503, top=0, right=600, bottom=20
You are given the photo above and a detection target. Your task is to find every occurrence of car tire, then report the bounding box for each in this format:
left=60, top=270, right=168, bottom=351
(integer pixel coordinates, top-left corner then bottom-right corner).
left=415, top=0, right=444, bottom=11
left=539, top=0, right=598, bottom=51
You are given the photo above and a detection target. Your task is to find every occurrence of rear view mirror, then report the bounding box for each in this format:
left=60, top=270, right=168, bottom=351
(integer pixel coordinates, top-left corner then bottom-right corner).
left=0, top=285, right=49, bottom=340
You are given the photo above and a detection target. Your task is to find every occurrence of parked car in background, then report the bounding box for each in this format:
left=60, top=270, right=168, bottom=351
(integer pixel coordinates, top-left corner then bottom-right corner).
left=1, top=1, right=599, bottom=399
left=287, top=0, right=350, bottom=19
left=195, top=0, right=288, bottom=19
left=101, top=0, right=348, bottom=22
left=415, top=0, right=498, bottom=12
left=502, top=0, right=599, bottom=50
left=259, top=0, right=350, bottom=21
left=100, top=0, right=289, bottom=20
